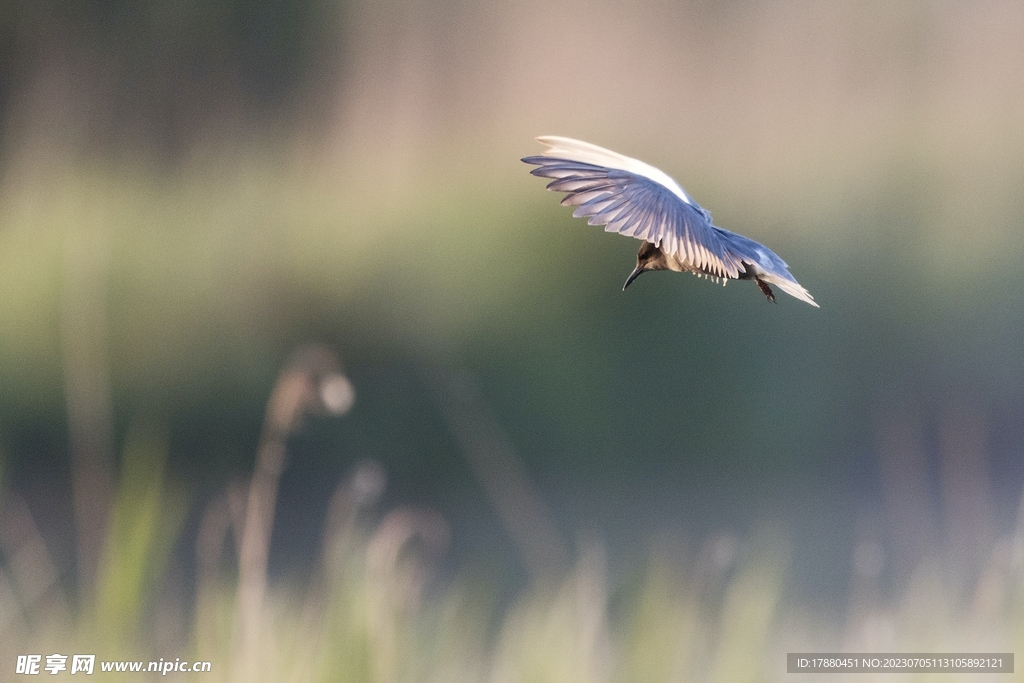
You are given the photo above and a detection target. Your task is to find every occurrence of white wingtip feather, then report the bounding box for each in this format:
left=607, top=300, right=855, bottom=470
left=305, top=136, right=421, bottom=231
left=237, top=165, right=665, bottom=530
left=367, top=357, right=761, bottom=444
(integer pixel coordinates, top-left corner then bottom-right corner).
left=766, top=277, right=819, bottom=307
left=535, top=136, right=692, bottom=205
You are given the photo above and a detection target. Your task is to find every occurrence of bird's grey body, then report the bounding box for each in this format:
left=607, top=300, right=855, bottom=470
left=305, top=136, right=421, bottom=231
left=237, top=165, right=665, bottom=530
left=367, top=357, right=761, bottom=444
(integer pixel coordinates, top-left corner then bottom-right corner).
left=523, top=136, right=818, bottom=307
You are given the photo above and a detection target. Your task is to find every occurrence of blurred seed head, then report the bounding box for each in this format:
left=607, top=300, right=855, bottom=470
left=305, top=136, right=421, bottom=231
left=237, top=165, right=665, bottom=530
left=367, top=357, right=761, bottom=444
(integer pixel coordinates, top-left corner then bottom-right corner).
left=366, top=507, right=451, bottom=622
left=266, top=344, right=354, bottom=436
left=367, top=508, right=451, bottom=573
left=319, top=373, right=355, bottom=416
left=320, top=460, right=388, bottom=558
left=349, top=460, right=386, bottom=508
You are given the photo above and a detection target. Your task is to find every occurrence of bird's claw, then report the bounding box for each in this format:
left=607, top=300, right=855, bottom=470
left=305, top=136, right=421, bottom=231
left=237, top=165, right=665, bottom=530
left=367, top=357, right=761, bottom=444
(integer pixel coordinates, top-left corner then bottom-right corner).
left=756, top=278, right=776, bottom=303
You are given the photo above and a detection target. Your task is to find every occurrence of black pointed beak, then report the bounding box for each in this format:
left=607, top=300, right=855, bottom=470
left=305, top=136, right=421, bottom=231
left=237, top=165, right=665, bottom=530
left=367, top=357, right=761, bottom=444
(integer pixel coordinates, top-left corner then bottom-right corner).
left=622, top=265, right=645, bottom=291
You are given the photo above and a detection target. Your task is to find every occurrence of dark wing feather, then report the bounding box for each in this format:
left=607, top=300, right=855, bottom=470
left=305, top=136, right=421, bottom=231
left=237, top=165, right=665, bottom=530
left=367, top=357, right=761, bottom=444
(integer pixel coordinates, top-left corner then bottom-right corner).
left=523, top=156, right=745, bottom=279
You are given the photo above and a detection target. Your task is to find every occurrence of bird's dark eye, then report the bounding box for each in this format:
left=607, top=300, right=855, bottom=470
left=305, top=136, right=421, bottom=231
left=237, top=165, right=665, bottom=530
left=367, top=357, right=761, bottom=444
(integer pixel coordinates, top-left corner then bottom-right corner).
left=638, top=241, right=658, bottom=258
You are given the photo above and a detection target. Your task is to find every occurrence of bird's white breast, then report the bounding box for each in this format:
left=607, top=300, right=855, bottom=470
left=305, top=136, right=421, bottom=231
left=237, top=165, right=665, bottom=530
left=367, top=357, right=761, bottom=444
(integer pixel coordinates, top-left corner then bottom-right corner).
left=535, top=136, right=693, bottom=205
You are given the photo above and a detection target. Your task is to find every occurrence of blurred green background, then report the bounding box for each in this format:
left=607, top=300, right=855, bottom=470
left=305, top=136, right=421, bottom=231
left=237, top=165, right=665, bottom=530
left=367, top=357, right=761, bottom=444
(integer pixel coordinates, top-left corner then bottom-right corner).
left=2, top=0, right=1024, bottom=680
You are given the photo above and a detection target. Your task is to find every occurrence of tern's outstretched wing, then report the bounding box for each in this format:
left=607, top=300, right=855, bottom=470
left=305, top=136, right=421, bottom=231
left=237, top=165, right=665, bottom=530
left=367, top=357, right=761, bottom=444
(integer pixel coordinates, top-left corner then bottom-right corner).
left=523, top=152, right=743, bottom=279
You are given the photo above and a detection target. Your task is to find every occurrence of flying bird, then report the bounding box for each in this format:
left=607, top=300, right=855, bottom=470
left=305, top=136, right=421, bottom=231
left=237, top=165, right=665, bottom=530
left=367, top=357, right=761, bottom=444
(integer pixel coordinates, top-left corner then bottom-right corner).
left=522, top=136, right=818, bottom=307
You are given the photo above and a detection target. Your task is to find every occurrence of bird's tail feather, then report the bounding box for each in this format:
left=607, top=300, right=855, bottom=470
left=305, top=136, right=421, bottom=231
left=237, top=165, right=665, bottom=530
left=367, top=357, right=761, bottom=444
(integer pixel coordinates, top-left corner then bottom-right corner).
left=763, top=275, right=819, bottom=307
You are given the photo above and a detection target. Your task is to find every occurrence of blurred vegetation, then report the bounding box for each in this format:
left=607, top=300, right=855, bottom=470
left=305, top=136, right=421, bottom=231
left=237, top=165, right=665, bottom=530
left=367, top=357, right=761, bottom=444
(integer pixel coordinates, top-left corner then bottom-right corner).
left=2, top=0, right=1024, bottom=679
left=2, top=444, right=1023, bottom=682
left=0, top=0, right=343, bottom=164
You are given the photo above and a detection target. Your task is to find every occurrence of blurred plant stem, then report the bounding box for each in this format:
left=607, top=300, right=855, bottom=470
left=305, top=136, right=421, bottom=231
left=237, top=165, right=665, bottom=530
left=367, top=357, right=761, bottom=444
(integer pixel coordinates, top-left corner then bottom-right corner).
left=61, top=222, right=115, bottom=608
left=93, top=423, right=185, bottom=649
left=425, top=368, right=568, bottom=583
left=0, top=491, right=68, bottom=640
left=710, top=524, right=789, bottom=683
left=233, top=345, right=353, bottom=681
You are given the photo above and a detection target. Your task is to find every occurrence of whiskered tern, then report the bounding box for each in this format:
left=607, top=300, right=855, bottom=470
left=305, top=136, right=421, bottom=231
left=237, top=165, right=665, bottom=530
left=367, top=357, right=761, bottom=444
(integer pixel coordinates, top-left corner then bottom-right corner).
left=523, top=136, right=818, bottom=307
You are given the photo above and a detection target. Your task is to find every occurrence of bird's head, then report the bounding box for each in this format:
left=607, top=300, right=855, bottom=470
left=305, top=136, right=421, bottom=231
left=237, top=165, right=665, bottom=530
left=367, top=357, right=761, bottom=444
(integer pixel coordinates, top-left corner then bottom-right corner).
left=623, top=241, right=668, bottom=290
